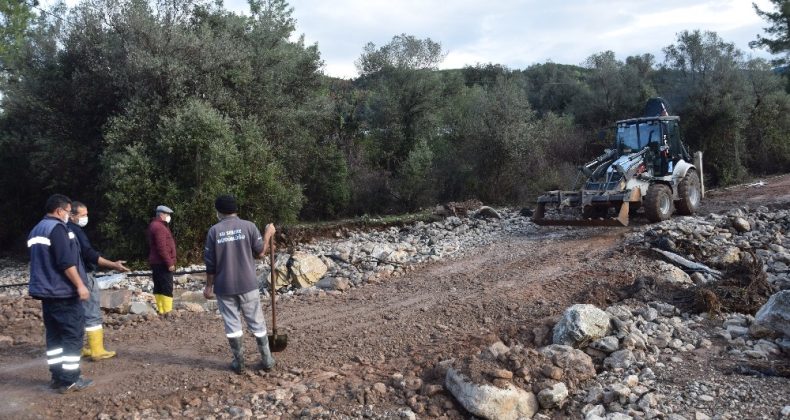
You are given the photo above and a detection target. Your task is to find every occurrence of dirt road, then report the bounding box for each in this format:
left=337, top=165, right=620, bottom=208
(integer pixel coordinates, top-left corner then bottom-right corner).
left=1, top=175, right=788, bottom=419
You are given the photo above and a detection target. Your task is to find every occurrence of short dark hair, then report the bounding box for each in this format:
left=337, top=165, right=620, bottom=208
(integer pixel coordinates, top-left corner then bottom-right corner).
left=45, top=194, right=72, bottom=213
left=71, top=201, right=87, bottom=215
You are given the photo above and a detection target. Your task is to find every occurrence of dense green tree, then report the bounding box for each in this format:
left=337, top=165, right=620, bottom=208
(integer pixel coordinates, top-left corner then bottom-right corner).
left=662, top=30, right=749, bottom=184
left=0, top=0, right=35, bottom=75
left=522, top=62, right=586, bottom=117
left=354, top=34, right=446, bottom=209
left=750, top=0, right=790, bottom=65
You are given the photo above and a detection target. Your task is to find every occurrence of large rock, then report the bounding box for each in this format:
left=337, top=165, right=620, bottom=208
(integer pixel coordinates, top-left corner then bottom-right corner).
left=553, top=304, right=612, bottom=348
left=711, top=246, right=742, bottom=266
left=178, top=291, right=208, bottom=304
left=539, top=344, right=596, bottom=382
left=475, top=206, right=502, bottom=219
left=656, top=262, right=692, bottom=285
left=315, top=276, right=351, bottom=292
left=537, top=382, right=568, bottom=409
left=445, top=368, right=538, bottom=420
left=258, top=253, right=291, bottom=290
left=753, top=290, right=790, bottom=338
left=100, top=289, right=132, bottom=312
left=129, top=301, right=155, bottom=315
left=290, top=252, right=328, bottom=288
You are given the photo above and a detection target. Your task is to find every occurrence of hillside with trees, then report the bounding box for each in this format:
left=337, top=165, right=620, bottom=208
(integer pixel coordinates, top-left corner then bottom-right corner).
left=1, top=0, right=788, bottom=262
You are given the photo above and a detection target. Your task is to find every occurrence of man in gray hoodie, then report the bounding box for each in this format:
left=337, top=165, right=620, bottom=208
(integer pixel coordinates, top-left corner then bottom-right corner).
left=203, top=194, right=276, bottom=373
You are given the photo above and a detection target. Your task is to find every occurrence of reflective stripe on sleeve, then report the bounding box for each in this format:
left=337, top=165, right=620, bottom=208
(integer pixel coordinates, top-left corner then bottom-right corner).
left=226, top=330, right=243, bottom=338
left=47, top=357, right=64, bottom=365
left=27, top=237, right=51, bottom=247
left=62, top=363, right=80, bottom=370
left=62, top=355, right=80, bottom=363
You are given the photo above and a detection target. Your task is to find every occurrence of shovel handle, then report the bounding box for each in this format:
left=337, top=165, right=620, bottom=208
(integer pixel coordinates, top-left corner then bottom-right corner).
left=269, top=234, right=277, bottom=332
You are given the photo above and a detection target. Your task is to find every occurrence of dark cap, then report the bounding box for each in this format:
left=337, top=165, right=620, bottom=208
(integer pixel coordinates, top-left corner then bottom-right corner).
left=215, top=195, right=238, bottom=214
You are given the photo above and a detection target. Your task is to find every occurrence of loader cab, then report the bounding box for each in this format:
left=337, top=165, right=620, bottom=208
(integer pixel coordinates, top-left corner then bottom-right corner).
left=615, top=118, right=663, bottom=155
left=615, top=116, right=684, bottom=177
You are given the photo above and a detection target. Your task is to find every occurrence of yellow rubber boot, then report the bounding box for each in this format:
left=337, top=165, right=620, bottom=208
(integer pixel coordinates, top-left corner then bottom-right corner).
left=161, top=295, right=173, bottom=314
left=81, top=345, right=92, bottom=358
left=154, top=294, right=164, bottom=314
left=87, top=328, right=116, bottom=361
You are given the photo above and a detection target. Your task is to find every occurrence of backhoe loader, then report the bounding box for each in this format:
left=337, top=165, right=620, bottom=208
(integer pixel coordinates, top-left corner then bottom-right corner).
left=533, top=98, right=703, bottom=227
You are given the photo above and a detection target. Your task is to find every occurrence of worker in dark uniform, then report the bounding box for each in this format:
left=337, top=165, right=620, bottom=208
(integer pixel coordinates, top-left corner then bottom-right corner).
left=27, top=194, right=93, bottom=393
left=68, top=201, right=129, bottom=361
left=203, top=194, right=276, bottom=373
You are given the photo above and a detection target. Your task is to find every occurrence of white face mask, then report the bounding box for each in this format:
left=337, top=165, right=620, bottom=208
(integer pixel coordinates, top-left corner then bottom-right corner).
left=165, top=215, right=171, bottom=224
left=77, top=216, right=89, bottom=227
left=216, top=211, right=222, bottom=221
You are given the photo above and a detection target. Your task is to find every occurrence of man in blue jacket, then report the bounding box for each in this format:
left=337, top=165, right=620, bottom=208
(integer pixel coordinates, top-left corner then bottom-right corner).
left=68, top=201, right=129, bottom=361
left=27, top=194, right=93, bottom=393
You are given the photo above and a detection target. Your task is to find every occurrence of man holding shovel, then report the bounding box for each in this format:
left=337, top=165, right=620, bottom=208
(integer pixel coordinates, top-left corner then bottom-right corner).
left=203, top=194, right=276, bottom=373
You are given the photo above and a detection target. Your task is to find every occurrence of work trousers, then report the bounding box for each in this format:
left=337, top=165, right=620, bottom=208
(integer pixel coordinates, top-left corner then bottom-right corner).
left=151, top=264, right=173, bottom=297
left=216, top=289, right=267, bottom=339
left=42, top=297, right=84, bottom=385
left=82, top=273, right=102, bottom=329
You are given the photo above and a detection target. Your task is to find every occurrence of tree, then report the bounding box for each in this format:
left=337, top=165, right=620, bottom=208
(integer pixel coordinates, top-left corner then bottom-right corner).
left=662, top=30, right=749, bottom=185
left=0, top=0, right=34, bottom=75
left=356, top=33, right=444, bottom=75
left=354, top=34, right=446, bottom=209
left=750, top=0, right=790, bottom=65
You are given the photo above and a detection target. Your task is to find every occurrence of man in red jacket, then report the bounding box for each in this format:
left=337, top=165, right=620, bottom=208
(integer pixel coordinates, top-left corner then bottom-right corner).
left=146, top=205, right=176, bottom=314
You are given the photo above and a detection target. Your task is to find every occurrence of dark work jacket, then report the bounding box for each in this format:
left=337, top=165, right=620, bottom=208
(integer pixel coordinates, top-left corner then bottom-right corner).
left=28, top=216, right=88, bottom=299
left=203, top=215, right=264, bottom=295
left=67, top=222, right=101, bottom=272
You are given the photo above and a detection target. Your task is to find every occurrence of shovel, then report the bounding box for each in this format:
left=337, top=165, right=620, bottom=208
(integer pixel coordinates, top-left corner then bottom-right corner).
left=267, top=234, right=288, bottom=352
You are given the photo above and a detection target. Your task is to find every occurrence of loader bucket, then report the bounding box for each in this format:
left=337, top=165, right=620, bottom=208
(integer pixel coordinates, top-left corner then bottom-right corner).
left=532, top=188, right=640, bottom=227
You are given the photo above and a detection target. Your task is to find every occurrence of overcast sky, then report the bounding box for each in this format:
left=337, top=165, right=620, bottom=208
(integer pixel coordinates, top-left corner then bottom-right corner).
left=219, top=0, right=779, bottom=79
left=43, top=0, right=781, bottom=78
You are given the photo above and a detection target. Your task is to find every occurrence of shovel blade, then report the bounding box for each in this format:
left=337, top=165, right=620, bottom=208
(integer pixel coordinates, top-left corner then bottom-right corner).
left=268, top=333, right=288, bottom=352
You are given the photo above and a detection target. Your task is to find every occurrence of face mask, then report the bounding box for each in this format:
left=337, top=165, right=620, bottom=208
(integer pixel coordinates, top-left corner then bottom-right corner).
left=165, top=215, right=171, bottom=224
left=216, top=211, right=222, bottom=221
left=77, top=216, right=88, bottom=227
left=60, top=209, right=69, bottom=224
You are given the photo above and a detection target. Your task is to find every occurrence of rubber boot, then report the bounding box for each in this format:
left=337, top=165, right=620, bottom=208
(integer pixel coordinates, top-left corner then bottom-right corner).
left=154, top=294, right=164, bottom=314
left=161, top=295, right=173, bottom=314
left=255, top=336, right=276, bottom=371
left=87, top=328, right=116, bottom=361
left=81, top=345, right=91, bottom=358
left=228, top=337, right=245, bottom=374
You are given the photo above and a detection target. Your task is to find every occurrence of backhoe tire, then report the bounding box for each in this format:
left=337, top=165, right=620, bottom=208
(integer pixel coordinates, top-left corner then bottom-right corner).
left=676, top=170, right=701, bottom=215
left=644, top=184, right=673, bottom=222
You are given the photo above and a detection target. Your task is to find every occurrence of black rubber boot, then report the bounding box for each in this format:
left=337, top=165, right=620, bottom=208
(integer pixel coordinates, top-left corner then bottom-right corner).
left=255, top=336, right=276, bottom=371
left=227, top=337, right=245, bottom=374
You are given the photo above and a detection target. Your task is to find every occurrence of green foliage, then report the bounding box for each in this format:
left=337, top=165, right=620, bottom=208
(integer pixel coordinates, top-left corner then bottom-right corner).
left=0, top=0, right=34, bottom=74
left=750, top=0, right=790, bottom=66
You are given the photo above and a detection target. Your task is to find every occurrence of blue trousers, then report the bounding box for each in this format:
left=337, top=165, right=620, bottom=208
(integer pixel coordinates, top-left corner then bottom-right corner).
left=42, top=297, right=84, bottom=385
left=82, top=274, right=102, bottom=328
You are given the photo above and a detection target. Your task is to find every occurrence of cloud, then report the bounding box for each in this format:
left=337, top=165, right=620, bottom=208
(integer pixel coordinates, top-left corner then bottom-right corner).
left=41, top=0, right=780, bottom=78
